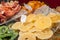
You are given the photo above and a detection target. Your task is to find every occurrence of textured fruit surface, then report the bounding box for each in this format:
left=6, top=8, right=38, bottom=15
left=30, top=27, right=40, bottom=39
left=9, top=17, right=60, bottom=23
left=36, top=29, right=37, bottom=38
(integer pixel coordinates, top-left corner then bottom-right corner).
left=11, top=22, right=22, bottom=30
left=34, top=29, right=53, bottom=39
left=18, top=32, right=36, bottom=40
left=19, top=22, right=34, bottom=32
left=34, top=16, right=52, bottom=30
left=29, top=27, right=41, bottom=32
left=48, top=13, right=60, bottom=23
left=26, top=14, right=36, bottom=23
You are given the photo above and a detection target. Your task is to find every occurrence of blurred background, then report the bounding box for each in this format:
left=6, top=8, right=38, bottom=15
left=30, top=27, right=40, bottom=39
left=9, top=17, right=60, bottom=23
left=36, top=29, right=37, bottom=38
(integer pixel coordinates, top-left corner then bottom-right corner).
left=1, top=0, right=60, bottom=8
left=18, top=0, right=60, bottom=8
left=0, top=0, right=60, bottom=40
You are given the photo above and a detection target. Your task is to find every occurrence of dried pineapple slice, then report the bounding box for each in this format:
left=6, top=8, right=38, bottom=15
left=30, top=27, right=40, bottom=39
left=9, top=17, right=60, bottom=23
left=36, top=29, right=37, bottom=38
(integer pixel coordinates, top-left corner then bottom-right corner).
left=57, top=14, right=60, bottom=22
left=26, top=14, right=36, bottom=23
left=12, top=22, right=34, bottom=32
left=11, top=22, right=23, bottom=30
left=29, top=27, right=41, bottom=32
left=48, top=13, right=60, bottom=23
left=36, top=14, right=45, bottom=18
left=34, top=29, right=53, bottom=39
left=26, top=14, right=44, bottom=23
left=20, top=22, right=34, bottom=32
left=18, top=32, right=36, bottom=40
left=34, top=16, right=52, bottom=31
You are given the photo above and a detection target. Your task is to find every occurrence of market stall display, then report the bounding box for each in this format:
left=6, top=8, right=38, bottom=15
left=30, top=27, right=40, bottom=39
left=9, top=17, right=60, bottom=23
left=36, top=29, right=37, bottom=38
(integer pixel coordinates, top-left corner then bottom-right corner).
left=0, top=0, right=60, bottom=40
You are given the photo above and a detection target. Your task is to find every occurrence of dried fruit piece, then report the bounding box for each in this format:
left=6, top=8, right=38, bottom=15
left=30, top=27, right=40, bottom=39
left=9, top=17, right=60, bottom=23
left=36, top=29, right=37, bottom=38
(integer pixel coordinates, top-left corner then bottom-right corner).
left=20, top=15, right=27, bottom=23
left=36, top=14, right=45, bottom=18
left=48, top=13, right=60, bottom=23
left=11, top=22, right=23, bottom=30
left=18, top=32, right=36, bottom=40
left=34, top=16, right=52, bottom=31
left=27, top=1, right=44, bottom=10
left=35, top=29, right=53, bottom=39
left=26, top=14, right=36, bottom=23
left=29, top=27, right=41, bottom=32
left=20, top=22, right=34, bottom=32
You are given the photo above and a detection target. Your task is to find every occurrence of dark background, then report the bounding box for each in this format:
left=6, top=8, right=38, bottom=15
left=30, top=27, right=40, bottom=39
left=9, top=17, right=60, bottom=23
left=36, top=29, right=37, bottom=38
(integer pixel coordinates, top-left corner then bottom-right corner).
left=18, top=0, right=60, bottom=8
left=0, top=0, right=60, bottom=8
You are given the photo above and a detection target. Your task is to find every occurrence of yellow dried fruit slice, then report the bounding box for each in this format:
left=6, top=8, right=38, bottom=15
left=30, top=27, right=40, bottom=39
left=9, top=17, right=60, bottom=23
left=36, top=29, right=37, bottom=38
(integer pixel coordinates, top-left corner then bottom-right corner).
left=12, top=22, right=34, bottom=32
left=26, top=14, right=44, bottom=23
left=48, top=13, right=60, bottom=23
left=11, top=22, right=23, bottom=30
left=34, top=29, right=53, bottom=39
left=57, top=14, right=60, bottom=22
left=20, top=22, right=34, bottom=32
left=26, top=14, right=36, bottom=23
left=18, top=32, right=36, bottom=40
left=29, top=27, right=41, bottom=32
left=36, top=14, right=45, bottom=18
left=34, top=16, right=52, bottom=31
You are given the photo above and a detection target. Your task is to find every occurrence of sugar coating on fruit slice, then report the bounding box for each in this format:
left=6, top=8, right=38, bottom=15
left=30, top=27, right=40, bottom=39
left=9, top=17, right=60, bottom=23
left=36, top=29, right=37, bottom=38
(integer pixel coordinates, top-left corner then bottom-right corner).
left=18, top=32, right=36, bottom=40
left=34, top=16, right=52, bottom=31
left=34, top=29, right=53, bottom=39
left=21, top=15, right=27, bottom=23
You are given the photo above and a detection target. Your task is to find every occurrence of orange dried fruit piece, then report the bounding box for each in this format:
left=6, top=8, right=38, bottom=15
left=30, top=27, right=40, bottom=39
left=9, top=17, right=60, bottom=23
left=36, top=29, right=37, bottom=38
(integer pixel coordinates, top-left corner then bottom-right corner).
left=27, top=1, right=45, bottom=10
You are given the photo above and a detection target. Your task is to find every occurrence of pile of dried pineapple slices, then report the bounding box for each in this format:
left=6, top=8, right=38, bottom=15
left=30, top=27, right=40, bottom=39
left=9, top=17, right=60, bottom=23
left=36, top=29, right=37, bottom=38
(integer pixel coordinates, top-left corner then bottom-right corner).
left=11, top=12, right=60, bottom=40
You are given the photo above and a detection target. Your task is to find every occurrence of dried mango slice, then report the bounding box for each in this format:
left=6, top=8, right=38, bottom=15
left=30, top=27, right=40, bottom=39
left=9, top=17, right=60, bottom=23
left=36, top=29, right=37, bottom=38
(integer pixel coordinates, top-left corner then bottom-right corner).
left=27, top=1, right=44, bottom=10
left=18, top=32, right=36, bottom=40
left=48, top=13, right=60, bottom=23
left=34, top=16, right=52, bottom=31
left=34, top=29, right=53, bottom=39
